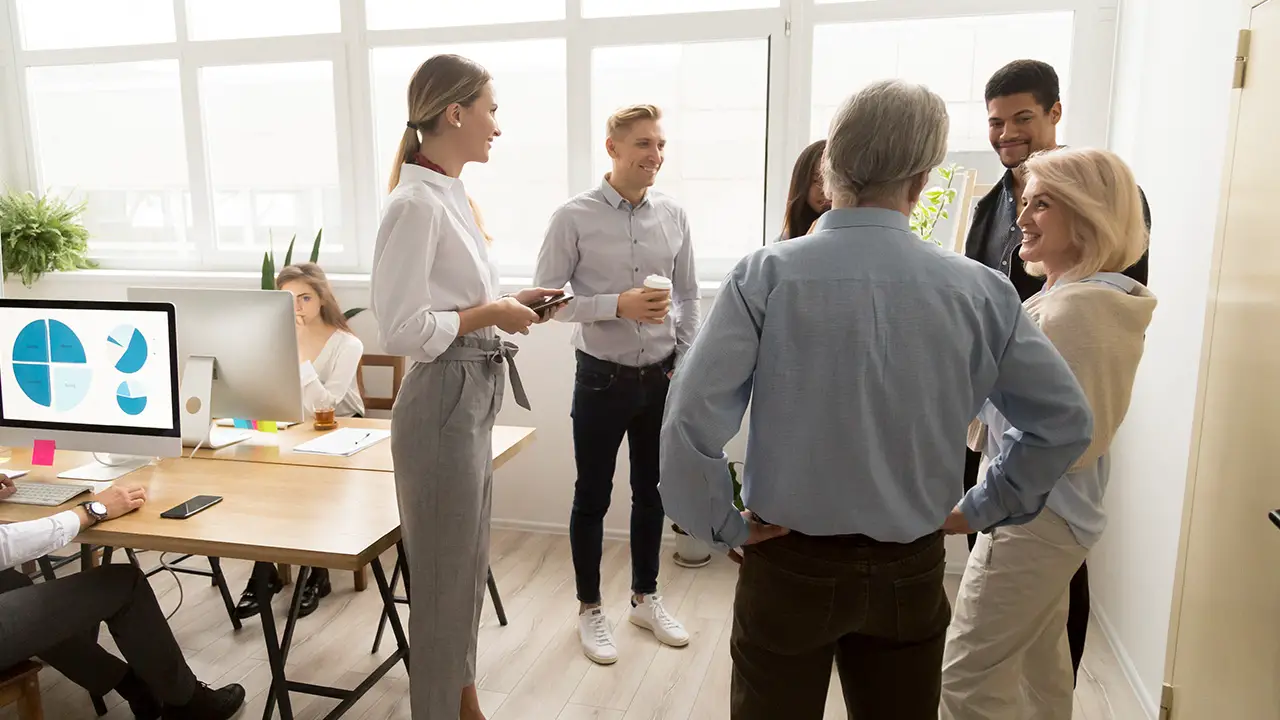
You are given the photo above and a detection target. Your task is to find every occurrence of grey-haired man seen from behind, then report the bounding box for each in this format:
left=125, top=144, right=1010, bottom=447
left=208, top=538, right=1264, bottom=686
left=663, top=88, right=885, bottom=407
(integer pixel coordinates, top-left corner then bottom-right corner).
left=657, top=79, right=1094, bottom=719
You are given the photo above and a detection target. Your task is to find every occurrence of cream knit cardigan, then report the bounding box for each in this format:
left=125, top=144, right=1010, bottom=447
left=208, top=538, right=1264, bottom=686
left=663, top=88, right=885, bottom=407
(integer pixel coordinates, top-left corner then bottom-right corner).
left=970, top=277, right=1157, bottom=470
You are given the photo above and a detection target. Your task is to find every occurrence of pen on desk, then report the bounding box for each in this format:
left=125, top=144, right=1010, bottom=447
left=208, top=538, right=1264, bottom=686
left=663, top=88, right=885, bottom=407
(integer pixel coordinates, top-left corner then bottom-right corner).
left=352, top=432, right=371, bottom=446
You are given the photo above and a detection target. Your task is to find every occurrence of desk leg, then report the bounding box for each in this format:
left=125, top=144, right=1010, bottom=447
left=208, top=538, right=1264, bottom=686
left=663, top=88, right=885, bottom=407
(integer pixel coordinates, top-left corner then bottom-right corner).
left=208, top=558, right=242, bottom=631
left=370, top=557, right=402, bottom=654
left=255, top=563, right=295, bottom=720
left=263, top=566, right=310, bottom=720
left=370, top=558, right=410, bottom=673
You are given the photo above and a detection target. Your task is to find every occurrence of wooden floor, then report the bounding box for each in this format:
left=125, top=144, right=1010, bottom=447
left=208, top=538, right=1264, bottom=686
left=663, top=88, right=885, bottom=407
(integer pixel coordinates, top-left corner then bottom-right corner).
left=6, top=530, right=1147, bottom=719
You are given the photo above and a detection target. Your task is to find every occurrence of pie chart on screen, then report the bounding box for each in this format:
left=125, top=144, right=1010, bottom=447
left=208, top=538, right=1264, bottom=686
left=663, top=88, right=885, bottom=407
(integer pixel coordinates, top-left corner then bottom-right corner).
left=116, top=380, right=148, bottom=416
left=11, top=319, right=92, bottom=412
left=108, top=324, right=148, bottom=374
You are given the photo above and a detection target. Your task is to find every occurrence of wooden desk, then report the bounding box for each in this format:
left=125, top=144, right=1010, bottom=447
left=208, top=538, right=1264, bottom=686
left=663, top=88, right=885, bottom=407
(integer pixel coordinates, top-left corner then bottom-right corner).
left=0, top=451, right=399, bottom=571
left=194, top=418, right=535, bottom=475
left=0, top=451, right=408, bottom=719
left=0, top=425, right=538, bottom=719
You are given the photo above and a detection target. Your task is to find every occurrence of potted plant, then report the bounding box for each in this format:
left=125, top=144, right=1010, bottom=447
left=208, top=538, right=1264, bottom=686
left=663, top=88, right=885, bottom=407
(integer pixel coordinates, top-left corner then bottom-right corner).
left=672, top=461, right=744, bottom=568
left=0, top=189, right=96, bottom=287
left=910, top=163, right=962, bottom=246
left=261, top=228, right=367, bottom=321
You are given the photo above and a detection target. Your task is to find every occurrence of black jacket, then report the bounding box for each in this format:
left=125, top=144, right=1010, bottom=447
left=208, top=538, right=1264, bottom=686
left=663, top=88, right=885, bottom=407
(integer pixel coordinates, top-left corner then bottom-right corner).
left=963, top=172, right=1151, bottom=302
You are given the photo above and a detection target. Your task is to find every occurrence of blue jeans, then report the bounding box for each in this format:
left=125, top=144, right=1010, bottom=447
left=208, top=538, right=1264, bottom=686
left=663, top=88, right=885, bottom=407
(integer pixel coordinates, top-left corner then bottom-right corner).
left=569, top=350, right=673, bottom=604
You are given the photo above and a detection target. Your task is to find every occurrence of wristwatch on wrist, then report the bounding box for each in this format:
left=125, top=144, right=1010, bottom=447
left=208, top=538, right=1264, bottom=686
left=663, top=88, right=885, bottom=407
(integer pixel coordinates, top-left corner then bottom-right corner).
left=80, top=500, right=108, bottom=525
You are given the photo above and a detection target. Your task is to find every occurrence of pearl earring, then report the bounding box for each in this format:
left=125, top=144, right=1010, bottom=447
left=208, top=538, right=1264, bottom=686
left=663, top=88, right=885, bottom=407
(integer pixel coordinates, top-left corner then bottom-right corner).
left=455, top=121, right=462, bottom=128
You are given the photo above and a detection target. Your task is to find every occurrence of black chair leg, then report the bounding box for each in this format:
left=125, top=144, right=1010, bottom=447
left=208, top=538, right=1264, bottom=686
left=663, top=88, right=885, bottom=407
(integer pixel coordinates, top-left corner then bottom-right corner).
left=91, top=694, right=108, bottom=716
left=36, top=555, right=56, bottom=582
left=486, top=568, right=507, bottom=627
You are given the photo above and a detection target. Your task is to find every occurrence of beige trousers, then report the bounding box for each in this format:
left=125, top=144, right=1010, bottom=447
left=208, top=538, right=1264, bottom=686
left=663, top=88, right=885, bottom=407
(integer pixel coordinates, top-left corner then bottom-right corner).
left=940, top=508, right=1089, bottom=720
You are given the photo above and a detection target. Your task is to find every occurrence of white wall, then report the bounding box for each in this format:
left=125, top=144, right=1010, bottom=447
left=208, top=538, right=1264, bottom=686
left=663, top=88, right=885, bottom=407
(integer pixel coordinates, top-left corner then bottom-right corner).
left=1095, top=0, right=1241, bottom=715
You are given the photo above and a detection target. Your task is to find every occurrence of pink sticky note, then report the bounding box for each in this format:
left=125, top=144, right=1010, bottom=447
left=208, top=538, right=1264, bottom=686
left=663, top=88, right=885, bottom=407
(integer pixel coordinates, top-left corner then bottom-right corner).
left=32, top=439, right=55, bottom=466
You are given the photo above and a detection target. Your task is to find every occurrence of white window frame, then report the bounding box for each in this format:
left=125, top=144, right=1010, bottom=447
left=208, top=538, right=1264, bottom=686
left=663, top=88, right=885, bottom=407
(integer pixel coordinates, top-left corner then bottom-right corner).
left=0, top=0, right=1120, bottom=280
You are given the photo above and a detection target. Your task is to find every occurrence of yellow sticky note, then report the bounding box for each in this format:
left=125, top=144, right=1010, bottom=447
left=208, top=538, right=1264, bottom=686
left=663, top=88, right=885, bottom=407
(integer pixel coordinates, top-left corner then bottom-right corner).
left=258, top=421, right=278, bottom=433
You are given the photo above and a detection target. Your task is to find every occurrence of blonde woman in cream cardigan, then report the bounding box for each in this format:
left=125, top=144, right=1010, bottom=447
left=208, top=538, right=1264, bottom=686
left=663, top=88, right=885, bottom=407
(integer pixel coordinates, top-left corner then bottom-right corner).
left=940, top=147, right=1156, bottom=720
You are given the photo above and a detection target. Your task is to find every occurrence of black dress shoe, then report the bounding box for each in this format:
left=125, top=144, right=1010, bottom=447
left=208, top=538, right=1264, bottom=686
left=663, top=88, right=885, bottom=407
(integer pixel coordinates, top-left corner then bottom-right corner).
left=298, top=568, right=332, bottom=618
left=162, top=683, right=246, bottom=720
left=234, top=565, right=283, bottom=619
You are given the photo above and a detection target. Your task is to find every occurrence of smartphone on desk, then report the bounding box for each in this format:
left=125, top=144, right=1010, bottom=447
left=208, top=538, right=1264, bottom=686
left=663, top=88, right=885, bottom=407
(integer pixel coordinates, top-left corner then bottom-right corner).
left=530, top=292, right=572, bottom=319
left=160, top=495, right=222, bottom=519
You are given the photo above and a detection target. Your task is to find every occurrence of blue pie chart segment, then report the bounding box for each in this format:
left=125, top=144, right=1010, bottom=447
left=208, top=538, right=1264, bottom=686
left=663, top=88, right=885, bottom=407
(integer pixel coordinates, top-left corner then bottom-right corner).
left=12, top=320, right=90, bottom=410
left=53, top=366, right=93, bottom=412
left=13, top=363, right=52, bottom=407
left=13, top=321, right=49, bottom=363
left=49, top=320, right=86, bottom=363
left=108, top=324, right=148, bottom=374
left=117, top=380, right=148, bottom=416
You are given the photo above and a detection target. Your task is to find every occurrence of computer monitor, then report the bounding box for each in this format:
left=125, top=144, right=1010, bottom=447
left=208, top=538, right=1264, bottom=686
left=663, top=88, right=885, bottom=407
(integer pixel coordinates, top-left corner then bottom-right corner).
left=0, top=298, right=182, bottom=461
left=126, top=287, right=303, bottom=448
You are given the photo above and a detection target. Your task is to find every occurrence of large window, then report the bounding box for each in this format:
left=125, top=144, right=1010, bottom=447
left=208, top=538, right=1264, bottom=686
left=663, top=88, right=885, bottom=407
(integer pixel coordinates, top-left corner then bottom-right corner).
left=0, top=0, right=1119, bottom=278
left=592, top=40, right=769, bottom=265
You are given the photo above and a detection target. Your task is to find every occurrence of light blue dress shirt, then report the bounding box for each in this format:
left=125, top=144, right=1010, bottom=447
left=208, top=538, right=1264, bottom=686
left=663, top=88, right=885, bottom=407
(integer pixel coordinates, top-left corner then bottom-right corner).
left=533, top=177, right=699, bottom=368
left=659, top=208, right=1093, bottom=549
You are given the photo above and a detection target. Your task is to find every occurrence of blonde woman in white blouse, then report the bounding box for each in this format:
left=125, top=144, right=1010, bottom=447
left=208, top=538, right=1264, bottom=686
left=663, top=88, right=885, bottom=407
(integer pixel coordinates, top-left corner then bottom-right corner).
left=232, top=262, right=365, bottom=622
left=371, top=54, right=562, bottom=720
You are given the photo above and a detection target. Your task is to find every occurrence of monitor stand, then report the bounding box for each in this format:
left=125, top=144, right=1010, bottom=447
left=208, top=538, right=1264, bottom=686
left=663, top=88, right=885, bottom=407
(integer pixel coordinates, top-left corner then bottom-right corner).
left=58, top=454, right=154, bottom=484
left=180, top=355, right=251, bottom=449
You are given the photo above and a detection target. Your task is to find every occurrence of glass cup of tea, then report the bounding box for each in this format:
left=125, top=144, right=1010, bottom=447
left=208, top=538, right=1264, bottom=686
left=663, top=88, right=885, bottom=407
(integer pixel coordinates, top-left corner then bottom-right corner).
left=313, top=405, right=338, bottom=431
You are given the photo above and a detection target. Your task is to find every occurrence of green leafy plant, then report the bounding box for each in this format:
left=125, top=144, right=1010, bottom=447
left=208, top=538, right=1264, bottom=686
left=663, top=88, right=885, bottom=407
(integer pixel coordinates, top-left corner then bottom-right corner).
left=0, top=190, right=97, bottom=287
left=260, top=228, right=368, bottom=320
left=261, top=228, right=323, bottom=290
left=911, top=163, right=961, bottom=246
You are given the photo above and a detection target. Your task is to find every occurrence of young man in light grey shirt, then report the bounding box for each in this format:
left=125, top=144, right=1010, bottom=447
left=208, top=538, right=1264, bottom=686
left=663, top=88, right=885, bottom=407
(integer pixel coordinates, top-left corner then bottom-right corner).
left=534, top=104, right=700, bottom=665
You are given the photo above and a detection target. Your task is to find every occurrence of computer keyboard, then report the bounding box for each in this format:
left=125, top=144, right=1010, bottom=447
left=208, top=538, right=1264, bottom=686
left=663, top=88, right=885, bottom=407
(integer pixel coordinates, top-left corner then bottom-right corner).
left=2, top=482, right=91, bottom=507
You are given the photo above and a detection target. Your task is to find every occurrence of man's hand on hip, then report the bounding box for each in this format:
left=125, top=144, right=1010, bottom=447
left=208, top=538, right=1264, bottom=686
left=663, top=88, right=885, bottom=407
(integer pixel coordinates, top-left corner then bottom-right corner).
left=941, top=507, right=975, bottom=535
left=727, top=509, right=790, bottom=565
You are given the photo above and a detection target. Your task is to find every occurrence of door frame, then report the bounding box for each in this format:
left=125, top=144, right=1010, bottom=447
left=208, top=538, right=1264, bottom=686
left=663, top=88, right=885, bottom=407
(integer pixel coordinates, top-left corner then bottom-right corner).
left=1162, top=0, right=1271, bottom=698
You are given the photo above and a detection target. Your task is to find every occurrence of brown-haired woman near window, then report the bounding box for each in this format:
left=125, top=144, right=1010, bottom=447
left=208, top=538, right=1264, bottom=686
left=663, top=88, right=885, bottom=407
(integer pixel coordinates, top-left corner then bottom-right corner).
left=778, top=139, right=831, bottom=241
left=233, top=262, right=365, bottom=621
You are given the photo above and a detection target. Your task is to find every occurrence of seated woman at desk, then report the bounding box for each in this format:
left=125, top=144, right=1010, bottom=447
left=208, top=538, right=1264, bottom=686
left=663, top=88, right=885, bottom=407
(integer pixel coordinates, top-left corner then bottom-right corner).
left=234, top=262, right=365, bottom=620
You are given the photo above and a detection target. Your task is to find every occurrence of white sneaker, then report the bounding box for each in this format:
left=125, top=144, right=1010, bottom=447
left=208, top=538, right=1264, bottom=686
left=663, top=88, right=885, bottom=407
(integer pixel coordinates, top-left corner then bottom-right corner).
left=578, top=607, right=619, bottom=665
left=628, top=594, right=690, bottom=647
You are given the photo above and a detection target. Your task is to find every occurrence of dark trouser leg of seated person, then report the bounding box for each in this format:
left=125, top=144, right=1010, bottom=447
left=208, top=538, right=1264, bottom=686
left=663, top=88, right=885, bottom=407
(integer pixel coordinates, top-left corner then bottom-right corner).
left=963, top=448, right=982, bottom=552
left=0, top=564, right=198, bottom=705
left=730, top=531, right=948, bottom=720
left=236, top=560, right=283, bottom=618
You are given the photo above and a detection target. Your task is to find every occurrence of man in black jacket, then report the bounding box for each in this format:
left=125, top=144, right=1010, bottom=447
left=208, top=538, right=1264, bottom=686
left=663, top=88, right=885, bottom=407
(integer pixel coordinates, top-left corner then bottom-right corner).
left=962, top=59, right=1150, bottom=684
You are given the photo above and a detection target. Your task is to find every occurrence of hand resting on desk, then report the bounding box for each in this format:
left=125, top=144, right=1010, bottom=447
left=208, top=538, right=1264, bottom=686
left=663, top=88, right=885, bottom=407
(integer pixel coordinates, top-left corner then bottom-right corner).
left=93, top=485, right=148, bottom=521
left=0, top=476, right=14, bottom=500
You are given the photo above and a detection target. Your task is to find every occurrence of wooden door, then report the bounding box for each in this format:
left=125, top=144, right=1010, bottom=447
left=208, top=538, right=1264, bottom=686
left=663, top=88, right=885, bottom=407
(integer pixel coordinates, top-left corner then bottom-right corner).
left=1165, top=2, right=1280, bottom=718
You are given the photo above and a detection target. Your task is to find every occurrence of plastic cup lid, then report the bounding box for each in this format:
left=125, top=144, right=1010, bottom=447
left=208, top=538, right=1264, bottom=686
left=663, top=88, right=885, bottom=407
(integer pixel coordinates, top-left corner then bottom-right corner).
left=644, top=275, right=673, bottom=290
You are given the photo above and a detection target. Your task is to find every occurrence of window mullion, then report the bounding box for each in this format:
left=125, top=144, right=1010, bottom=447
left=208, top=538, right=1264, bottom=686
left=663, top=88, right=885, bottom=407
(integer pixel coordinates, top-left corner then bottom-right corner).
left=175, top=0, right=216, bottom=269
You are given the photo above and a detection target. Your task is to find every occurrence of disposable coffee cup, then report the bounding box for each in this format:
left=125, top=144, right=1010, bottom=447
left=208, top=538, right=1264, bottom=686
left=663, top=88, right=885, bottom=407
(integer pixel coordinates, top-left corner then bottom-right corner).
left=643, top=275, right=673, bottom=294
